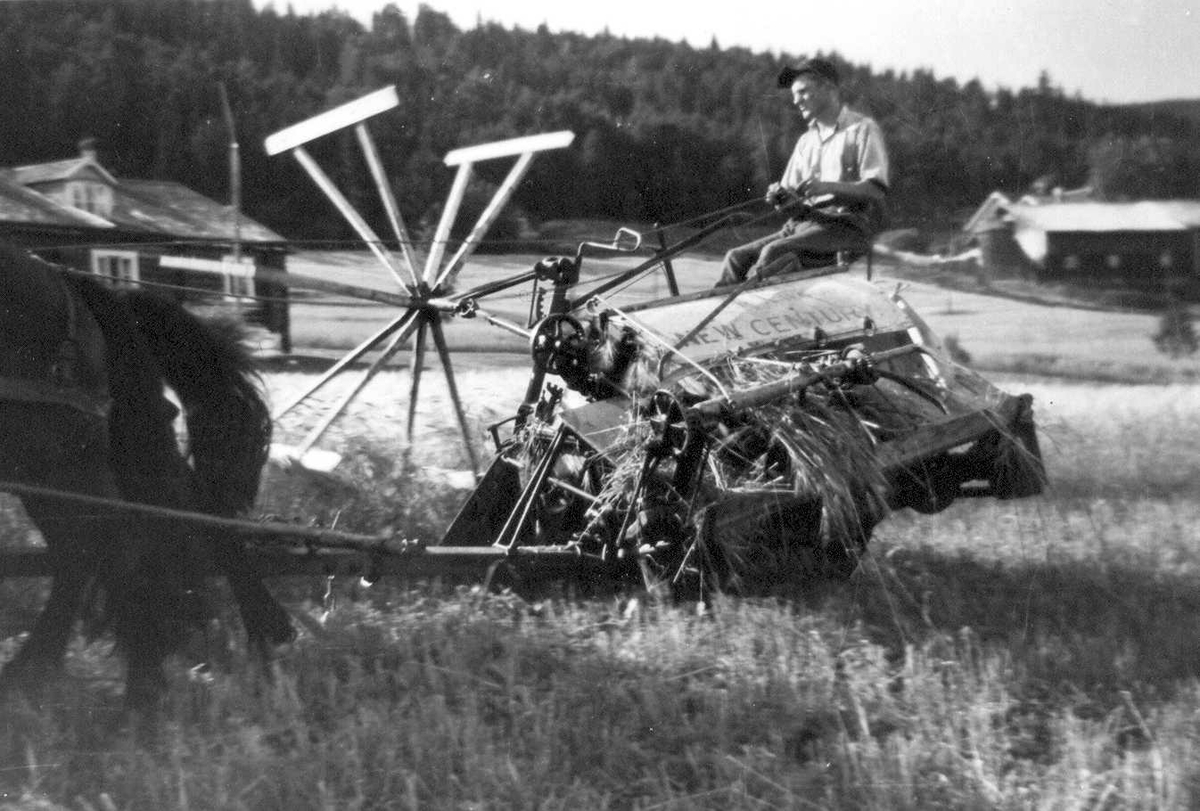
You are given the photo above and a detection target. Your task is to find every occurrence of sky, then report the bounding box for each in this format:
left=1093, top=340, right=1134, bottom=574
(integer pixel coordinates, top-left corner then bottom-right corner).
left=254, top=0, right=1199, bottom=104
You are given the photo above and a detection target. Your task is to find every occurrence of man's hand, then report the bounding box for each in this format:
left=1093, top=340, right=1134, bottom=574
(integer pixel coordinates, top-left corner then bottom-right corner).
left=796, top=178, right=829, bottom=199
left=764, top=182, right=790, bottom=208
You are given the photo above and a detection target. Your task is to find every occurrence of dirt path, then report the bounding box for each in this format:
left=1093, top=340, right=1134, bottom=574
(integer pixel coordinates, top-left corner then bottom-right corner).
left=267, top=363, right=529, bottom=472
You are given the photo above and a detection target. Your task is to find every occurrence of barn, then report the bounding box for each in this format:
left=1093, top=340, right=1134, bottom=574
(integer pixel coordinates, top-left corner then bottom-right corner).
left=963, top=189, right=1200, bottom=297
left=1005, top=201, right=1200, bottom=296
left=0, top=139, right=291, bottom=351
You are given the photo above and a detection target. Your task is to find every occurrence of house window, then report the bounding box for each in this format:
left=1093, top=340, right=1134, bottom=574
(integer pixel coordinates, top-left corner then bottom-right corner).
left=91, top=250, right=139, bottom=288
left=1063, top=254, right=1081, bottom=271
left=1106, top=254, right=1122, bottom=270
left=221, top=255, right=256, bottom=302
left=68, top=181, right=113, bottom=217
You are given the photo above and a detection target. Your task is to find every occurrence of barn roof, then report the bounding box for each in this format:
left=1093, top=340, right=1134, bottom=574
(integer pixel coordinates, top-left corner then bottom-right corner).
left=963, top=186, right=1096, bottom=234
left=1017, top=186, right=1095, bottom=205
left=1007, top=201, right=1200, bottom=233
left=962, top=191, right=1012, bottom=233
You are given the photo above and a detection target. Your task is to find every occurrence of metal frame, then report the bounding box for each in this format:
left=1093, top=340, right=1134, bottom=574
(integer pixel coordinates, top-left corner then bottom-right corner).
left=0, top=87, right=1047, bottom=600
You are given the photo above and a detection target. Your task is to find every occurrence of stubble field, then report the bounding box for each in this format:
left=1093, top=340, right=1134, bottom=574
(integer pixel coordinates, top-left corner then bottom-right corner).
left=3, top=259, right=1200, bottom=810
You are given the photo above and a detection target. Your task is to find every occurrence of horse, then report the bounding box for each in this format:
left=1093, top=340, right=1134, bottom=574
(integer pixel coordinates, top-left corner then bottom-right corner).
left=0, top=241, right=292, bottom=708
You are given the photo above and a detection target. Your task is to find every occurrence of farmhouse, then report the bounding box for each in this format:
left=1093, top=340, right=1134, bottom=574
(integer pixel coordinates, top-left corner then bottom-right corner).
left=0, top=139, right=291, bottom=350
left=964, top=189, right=1200, bottom=297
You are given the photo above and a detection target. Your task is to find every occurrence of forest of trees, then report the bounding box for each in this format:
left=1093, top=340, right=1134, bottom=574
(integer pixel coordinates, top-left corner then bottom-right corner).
left=1, top=0, right=1197, bottom=244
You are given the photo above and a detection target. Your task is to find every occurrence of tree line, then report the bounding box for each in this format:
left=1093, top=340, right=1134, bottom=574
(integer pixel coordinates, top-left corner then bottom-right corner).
left=2, top=0, right=1197, bottom=245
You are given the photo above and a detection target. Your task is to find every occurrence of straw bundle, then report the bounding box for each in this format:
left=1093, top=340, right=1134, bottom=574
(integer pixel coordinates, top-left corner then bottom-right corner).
left=681, top=356, right=891, bottom=592
left=501, top=314, right=1045, bottom=595
left=566, top=344, right=901, bottom=593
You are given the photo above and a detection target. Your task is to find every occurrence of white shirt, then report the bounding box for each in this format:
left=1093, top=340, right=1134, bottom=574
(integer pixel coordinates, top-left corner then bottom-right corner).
left=780, top=106, right=890, bottom=198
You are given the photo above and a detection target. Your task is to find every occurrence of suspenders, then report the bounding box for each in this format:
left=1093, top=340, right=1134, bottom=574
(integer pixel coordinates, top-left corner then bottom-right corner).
left=806, top=122, right=861, bottom=182
left=839, top=126, right=860, bottom=183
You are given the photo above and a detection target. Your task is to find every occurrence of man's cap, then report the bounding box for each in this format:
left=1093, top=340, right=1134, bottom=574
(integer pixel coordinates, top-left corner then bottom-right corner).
left=777, top=58, right=840, bottom=87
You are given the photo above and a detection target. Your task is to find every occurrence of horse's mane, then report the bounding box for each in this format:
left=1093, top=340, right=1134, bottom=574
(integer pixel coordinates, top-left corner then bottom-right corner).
left=121, top=289, right=271, bottom=517
left=60, top=274, right=270, bottom=516
left=0, top=243, right=292, bottom=687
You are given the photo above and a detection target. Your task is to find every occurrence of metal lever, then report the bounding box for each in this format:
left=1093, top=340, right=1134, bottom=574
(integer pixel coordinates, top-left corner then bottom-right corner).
left=575, top=227, right=643, bottom=265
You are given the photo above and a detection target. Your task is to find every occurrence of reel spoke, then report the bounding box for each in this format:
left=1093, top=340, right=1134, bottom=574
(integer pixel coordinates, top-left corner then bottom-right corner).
left=271, top=307, right=420, bottom=420
left=429, top=317, right=480, bottom=475
left=292, top=311, right=422, bottom=460
left=405, top=318, right=429, bottom=442
left=264, top=87, right=574, bottom=470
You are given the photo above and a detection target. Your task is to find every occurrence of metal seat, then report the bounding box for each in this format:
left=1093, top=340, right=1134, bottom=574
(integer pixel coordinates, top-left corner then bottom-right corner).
left=797, top=238, right=875, bottom=278
left=837, top=241, right=875, bottom=279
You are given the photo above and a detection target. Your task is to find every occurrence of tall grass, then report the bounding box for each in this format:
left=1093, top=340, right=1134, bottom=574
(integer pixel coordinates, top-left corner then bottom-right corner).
left=3, top=377, right=1200, bottom=809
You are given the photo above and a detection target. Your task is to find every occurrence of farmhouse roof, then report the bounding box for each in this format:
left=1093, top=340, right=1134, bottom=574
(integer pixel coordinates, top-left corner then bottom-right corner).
left=7, top=155, right=119, bottom=187
left=0, top=151, right=282, bottom=245
left=1006, top=200, right=1200, bottom=233
left=115, top=179, right=282, bottom=243
left=0, top=173, right=113, bottom=229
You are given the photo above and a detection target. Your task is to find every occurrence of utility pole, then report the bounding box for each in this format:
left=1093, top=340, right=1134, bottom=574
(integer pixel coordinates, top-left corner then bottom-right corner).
left=218, top=81, right=242, bottom=261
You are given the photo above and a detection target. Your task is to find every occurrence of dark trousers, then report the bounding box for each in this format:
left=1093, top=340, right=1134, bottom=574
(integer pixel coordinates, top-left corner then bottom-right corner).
left=716, top=217, right=867, bottom=287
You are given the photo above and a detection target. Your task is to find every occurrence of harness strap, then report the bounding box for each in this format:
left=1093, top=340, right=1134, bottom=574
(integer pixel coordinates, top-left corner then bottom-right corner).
left=0, top=268, right=112, bottom=419
left=0, top=377, right=111, bottom=418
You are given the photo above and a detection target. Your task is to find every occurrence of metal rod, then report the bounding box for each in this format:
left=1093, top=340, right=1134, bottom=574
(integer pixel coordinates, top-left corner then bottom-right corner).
left=655, top=225, right=680, bottom=296
left=406, top=317, right=429, bottom=441
left=0, top=481, right=392, bottom=549
left=291, top=145, right=403, bottom=282
left=422, top=162, right=472, bottom=288
left=428, top=317, right=481, bottom=475
left=569, top=213, right=738, bottom=309
left=494, top=425, right=566, bottom=549
left=159, top=257, right=417, bottom=308
left=3, top=545, right=610, bottom=581
left=294, top=313, right=420, bottom=458
left=669, top=276, right=753, bottom=352
left=436, top=152, right=534, bottom=290
left=690, top=344, right=925, bottom=422
left=355, top=122, right=421, bottom=288
left=264, top=267, right=416, bottom=307
left=271, top=308, right=419, bottom=419
left=476, top=309, right=533, bottom=340
left=451, top=269, right=540, bottom=303
left=619, top=262, right=848, bottom=317
left=545, top=476, right=601, bottom=505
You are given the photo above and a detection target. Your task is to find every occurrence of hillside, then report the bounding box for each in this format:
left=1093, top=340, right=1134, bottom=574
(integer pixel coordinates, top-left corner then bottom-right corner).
left=1119, top=98, right=1200, bottom=127
left=1, top=0, right=1197, bottom=242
